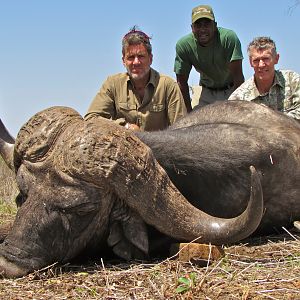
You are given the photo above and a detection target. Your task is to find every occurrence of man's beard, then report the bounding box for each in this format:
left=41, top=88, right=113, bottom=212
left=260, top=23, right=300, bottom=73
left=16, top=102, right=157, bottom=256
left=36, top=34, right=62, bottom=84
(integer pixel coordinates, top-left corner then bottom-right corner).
left=127, top=66, right=150, bottom=81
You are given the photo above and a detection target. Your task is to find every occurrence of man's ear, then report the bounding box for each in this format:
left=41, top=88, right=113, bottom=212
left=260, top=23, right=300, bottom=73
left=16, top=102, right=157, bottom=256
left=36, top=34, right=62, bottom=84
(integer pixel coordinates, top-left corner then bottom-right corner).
left=191, top=23, right=195, bottom=33
left=274, top=53, right=280, bottom=65
left=249, top=56, right=254, bottom=68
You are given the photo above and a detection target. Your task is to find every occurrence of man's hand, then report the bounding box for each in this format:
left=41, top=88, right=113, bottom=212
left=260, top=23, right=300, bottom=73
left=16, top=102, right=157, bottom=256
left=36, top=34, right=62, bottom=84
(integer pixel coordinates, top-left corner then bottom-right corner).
left=125, top=123, right=140, bottom=131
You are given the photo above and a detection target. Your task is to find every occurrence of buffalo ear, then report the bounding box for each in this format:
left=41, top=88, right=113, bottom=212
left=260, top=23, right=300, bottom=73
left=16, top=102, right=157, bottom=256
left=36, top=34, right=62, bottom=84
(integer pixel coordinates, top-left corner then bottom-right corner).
left=109, top=238, right=147, bottom=261
left=0, top=138, right=14, bottom=170
left=0, top=119, right=15, bottom=144
left=0, top=119, right=15, bottom=170
left=122, top=210, right=149, bottom=255
left=107, top=201, right=149, bottom=260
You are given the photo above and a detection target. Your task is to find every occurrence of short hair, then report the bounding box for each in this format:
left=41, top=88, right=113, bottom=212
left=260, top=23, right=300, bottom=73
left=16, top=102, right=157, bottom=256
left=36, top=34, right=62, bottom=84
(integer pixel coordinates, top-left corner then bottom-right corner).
left=122, top=26, right=152, bottom=55
left=247, top=37, right=277, bottom=56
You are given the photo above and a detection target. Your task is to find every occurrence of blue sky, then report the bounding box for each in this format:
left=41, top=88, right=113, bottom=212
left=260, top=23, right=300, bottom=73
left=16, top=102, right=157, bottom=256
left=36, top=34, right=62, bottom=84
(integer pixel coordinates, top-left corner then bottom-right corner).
left=1, top=0, right=299, bottom=136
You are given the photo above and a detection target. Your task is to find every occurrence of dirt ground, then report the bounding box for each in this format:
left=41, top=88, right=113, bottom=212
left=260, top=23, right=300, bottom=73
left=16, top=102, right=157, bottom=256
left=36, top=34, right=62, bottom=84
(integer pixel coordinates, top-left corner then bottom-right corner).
left=0, top=229, right=299, bottom=299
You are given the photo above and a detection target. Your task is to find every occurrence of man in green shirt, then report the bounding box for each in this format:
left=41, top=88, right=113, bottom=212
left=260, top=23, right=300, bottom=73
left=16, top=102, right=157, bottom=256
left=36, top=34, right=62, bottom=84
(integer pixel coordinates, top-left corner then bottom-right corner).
left=174, top=5, right=244, bottom=112
left=85, top=27, right=187, bottom=131
left=229, top=36, right=300, bottom=121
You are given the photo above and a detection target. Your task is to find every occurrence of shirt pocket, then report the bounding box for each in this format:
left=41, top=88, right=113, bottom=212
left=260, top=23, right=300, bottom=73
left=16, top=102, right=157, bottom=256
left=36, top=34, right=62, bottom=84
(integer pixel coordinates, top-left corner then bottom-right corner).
left=144, top=103, right=167, bottom=131
left=149, top=103, right=165, bottom=112
left=117, top=102, right=137, bottom=123
left=118, top=102, right=137, bottom=111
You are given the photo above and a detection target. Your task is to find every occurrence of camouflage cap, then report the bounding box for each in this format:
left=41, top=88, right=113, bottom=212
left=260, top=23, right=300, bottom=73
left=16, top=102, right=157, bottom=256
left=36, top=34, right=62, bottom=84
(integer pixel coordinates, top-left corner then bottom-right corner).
left=191, top=5, right=215, bottom=23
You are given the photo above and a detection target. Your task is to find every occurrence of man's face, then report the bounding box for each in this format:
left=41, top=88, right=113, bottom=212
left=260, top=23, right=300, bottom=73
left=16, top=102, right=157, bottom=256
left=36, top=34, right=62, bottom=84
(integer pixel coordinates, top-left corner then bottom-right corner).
left=192, top=18, right=216, bottom=46
left=122, top=43, right=152, bottom=81
left=249, top=48, right=279, bottom=82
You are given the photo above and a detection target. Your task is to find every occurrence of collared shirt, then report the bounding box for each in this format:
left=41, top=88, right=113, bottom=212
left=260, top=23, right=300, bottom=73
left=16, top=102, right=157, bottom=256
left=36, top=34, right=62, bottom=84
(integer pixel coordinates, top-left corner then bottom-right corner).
left=85, top=68, right=187, bottom=131
left=229, top=70, right=300, bottom=120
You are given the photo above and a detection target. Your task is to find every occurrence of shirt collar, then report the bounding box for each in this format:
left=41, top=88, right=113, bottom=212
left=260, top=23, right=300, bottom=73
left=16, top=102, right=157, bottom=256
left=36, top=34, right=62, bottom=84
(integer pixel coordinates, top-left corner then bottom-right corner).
left=273, top=70, right=284, bottom=88
left=148, top=68, right=158, bottom=86
left=249, top=70, right=283, bottom=99
left=247, top=76, right=261, bottom=99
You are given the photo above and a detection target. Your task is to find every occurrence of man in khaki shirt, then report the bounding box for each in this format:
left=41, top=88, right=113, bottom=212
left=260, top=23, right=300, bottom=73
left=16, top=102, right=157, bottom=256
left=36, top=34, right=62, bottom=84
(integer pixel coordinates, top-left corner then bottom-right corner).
left=85, top=27, right=187, bottom=131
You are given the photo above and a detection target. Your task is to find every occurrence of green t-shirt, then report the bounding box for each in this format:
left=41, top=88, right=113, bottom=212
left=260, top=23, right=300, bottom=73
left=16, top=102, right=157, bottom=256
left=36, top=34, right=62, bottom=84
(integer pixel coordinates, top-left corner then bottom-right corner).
left=174, top=27, right=243, bottom=89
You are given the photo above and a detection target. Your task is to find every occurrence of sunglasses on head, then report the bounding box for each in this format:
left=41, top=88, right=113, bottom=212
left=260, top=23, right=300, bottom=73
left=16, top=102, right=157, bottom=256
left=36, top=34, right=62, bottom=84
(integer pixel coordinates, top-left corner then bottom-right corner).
left=123, top=29, right=150, bottom=41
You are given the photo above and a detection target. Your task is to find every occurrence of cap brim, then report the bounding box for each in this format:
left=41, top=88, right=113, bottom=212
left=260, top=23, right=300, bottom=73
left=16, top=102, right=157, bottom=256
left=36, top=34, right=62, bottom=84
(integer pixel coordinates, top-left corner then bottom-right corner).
left=192, top=15, right=214, bottom=23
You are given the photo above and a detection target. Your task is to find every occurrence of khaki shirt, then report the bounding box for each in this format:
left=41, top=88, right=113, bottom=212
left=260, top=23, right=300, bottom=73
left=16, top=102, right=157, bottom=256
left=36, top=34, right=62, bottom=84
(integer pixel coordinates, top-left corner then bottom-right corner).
left=85, top=68, right=187, bottom=131
left=228, top=70, right=300, bottom=120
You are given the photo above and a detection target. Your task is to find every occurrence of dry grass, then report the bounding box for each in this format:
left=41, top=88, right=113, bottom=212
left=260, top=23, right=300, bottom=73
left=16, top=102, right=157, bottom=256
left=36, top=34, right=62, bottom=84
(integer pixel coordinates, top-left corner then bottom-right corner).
left=0, top=234, right=299, bottom=299
left=0, top=158, right=18, bottom=224
left=0, top=159, right=299, bottom=299
left=0, top=158, right=18, bottom=199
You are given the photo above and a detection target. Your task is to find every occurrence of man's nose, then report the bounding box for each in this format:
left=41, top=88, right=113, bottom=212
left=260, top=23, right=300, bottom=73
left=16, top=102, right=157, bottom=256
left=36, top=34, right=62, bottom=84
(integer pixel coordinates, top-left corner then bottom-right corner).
left=258, top=59, right=265, bottom=67
left=133, top=56, right=140, bottom=64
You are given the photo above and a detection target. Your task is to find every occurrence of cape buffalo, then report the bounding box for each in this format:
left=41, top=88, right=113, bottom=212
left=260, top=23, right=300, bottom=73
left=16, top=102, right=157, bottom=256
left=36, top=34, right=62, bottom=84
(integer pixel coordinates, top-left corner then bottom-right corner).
left=0, top=100, right=299, bottom=278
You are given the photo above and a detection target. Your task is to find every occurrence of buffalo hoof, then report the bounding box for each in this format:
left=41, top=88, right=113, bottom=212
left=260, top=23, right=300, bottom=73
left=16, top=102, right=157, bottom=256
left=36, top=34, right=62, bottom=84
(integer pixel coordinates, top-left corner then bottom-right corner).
left=0, top=256, right=28, bottom=278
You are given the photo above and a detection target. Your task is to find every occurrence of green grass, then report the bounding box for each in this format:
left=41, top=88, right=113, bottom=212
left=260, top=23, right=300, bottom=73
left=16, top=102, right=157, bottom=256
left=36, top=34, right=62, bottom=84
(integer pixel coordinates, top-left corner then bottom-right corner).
left=0, top=200, right=17, bottom=224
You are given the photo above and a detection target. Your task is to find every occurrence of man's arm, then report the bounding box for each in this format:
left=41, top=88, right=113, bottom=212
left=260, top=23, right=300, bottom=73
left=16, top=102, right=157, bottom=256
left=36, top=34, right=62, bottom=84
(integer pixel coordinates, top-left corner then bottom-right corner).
left=287, top=106, right=300, bottom=121
left=176, top=74, right=192, bottom=113
left=285, top=73, right=300, bottom=121
left=84, top=77, right=117, bottom=121
left=285, top=99, right=300, bottom=121
left=228, top=60, right=244, bottom=90
left=166, top=79, right=187, bottom=125
left=85, top=77, right=138, bottom=129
